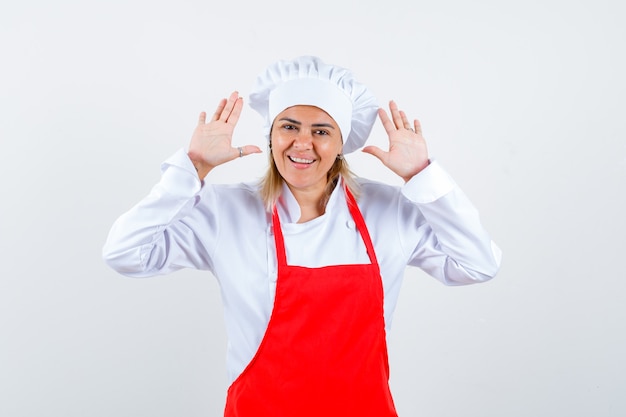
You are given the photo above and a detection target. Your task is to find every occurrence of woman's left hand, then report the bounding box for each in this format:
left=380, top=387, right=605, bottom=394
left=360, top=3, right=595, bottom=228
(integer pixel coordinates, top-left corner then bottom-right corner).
left=362, top=100, right=430, bottom=182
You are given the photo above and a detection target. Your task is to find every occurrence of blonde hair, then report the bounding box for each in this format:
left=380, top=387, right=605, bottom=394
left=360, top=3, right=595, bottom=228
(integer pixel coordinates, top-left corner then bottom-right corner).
left=259, top=148, right=360, bottom=212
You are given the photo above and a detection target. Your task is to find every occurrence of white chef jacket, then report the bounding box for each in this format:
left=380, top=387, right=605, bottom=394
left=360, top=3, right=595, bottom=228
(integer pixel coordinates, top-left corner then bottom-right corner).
left=103, top=148, right=502, bottom=383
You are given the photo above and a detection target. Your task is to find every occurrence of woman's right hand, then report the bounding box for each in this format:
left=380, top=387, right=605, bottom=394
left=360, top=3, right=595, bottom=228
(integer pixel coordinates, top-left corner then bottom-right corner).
left=187, top=91, right=262, bottom=179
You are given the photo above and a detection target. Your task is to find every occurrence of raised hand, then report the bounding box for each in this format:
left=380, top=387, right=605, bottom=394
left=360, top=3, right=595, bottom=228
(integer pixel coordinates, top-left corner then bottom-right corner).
left=362, top=100, right=429, bottom=182
left=187, top=91, right=262, bottom=179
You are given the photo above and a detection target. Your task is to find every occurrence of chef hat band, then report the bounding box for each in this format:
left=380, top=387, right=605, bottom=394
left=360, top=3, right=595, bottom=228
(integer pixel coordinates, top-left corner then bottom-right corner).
left=268, top=78, right=353, bottom=144
left=249, top=56, right=379, bottom=154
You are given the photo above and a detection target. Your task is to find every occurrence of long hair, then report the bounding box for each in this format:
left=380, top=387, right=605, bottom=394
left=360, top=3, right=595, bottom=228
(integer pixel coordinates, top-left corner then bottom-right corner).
left=259, top=146, right=360, bottom=212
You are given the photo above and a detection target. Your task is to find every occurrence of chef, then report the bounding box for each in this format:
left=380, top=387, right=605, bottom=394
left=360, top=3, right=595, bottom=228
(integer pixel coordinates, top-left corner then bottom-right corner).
left=103, top=56, right=502, bottom=416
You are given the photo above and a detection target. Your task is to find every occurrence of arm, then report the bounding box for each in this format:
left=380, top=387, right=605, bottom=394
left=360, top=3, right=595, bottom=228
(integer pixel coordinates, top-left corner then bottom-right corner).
left=102, top=150, right=212, bottom=277
left=364, top=100, right=501, bottom=284
left=399, top=161, right=502, bottom=285
left=103, top=92, right=261, bottom=277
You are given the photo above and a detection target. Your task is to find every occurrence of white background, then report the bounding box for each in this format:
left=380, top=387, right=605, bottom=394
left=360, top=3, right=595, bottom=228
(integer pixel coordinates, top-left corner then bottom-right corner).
left=1, top=0, right=625, bottom=416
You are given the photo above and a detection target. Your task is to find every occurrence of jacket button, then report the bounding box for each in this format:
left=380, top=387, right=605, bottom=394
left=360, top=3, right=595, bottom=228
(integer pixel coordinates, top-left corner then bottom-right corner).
left=346, top=220, right=355, bottom=229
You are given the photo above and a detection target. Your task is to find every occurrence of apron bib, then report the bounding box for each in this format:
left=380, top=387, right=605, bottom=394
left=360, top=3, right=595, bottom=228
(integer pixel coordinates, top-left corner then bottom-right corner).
left=224, top=189, right=398, bottom=416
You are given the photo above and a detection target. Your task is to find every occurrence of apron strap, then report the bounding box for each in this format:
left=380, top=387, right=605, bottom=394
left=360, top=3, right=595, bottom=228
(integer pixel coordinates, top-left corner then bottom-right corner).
left=271, top=184, right=380, bottom=268
left=345, top=187, right=380, bottom=267
left=271, top=207, right=288, bottom=267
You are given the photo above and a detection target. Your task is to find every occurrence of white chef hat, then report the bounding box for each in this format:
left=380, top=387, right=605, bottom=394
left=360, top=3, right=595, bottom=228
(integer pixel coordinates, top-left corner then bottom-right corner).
left=249, top=56, right=379, bottom=154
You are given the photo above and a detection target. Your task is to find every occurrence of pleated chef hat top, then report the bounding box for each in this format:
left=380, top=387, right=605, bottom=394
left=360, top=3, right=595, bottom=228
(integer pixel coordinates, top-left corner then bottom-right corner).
left=249, top=56, right=379, bottom=154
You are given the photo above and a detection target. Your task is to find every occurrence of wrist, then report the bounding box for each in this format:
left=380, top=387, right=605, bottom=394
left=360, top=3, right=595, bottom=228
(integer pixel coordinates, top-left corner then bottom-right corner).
left=402, top=159, right=431, bottom=182
left=187, top=152, right=212, bottom=179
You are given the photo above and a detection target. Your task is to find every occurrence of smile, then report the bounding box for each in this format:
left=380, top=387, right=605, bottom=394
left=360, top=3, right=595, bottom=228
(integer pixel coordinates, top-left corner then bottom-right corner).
left=288, top=156, right=315, bottom=164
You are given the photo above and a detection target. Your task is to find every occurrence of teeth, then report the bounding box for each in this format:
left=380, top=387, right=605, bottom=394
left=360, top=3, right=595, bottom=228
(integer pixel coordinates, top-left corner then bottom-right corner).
left=290, top=156, right=314, bottom=164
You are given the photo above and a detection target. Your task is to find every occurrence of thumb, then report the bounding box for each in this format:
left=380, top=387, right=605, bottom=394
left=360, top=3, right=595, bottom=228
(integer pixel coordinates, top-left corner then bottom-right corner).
left=362, top=146, right=387, bottom=161
left=240, top=145, right=263, bottom=157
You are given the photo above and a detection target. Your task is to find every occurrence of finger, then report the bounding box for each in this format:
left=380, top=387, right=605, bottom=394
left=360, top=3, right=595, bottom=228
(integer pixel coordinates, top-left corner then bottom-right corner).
left=210, top=99, right=227, bottom=122
left=198, top=111, right=207, bottom=125
left=413, top=119, right=423, bottom=135
left=377, top=108, right=396, bottom=134
left=219, top=91, right=239, bottom=122
left=239, top=145, right=263, bottom=157
left=226, top=97, right=244, bottom=126
left=400, top=110, right=412, bottom=129
left=389, top=100, right=403, bottom=130
left=361, top=145, right=387, bottom=162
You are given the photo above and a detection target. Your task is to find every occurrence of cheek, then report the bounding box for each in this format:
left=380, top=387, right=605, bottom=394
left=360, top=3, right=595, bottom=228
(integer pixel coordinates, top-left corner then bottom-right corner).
left=271, top=147, right=281, bottom=164
left=270, top=130, right=290, bottom=151
left=321, top=139, right=342, bottom=156
left=271, top=138, right=288, bottom=160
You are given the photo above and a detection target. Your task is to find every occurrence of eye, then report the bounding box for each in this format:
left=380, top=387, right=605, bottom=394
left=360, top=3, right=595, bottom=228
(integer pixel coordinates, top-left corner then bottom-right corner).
left=282, top=124, right=297, bottom=131
left=314, top=129, right=330, bottom=136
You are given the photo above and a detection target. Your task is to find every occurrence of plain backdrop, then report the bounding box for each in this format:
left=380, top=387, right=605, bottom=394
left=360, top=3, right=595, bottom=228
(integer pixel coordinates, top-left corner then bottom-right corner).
left=1, top=0, right=625, bottom=416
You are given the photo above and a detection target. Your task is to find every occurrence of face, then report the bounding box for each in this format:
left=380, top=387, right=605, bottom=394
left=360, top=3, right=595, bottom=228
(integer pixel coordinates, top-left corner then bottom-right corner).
left=270, top=105, right=343, bottom=197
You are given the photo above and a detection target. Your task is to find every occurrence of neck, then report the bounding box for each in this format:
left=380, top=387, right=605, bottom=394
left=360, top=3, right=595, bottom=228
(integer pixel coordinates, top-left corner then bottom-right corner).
left=288, top=186, right=325, bottom=223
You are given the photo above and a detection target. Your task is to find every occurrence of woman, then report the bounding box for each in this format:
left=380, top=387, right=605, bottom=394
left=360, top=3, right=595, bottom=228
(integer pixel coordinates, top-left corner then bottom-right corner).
left=103, top=56, right=501, bottom=416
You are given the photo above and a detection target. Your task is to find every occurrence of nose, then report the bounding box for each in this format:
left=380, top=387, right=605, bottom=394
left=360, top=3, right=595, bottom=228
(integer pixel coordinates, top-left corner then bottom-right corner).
left=293, top=130, right=313, bottom=149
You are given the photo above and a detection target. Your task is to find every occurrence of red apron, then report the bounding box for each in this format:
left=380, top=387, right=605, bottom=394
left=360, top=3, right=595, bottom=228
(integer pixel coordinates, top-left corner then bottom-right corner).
left=224, top=189, right=398, bottom=416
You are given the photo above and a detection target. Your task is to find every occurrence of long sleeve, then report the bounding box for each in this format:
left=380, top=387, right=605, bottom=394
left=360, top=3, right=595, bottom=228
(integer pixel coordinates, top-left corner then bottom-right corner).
left=102, top=149, right=214, bottom=277
left=102, top=153, right=501, bottom=382
left=399, top=160, right=502, bottom=285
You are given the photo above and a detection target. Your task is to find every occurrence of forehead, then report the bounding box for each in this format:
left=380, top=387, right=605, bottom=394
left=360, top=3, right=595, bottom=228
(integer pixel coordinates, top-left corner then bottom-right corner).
left=275, top=105, right=338, bottom=126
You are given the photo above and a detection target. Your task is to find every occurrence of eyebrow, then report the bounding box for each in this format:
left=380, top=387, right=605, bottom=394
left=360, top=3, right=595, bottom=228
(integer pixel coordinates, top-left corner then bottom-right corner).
left=278, top=117, right=336, bottom=129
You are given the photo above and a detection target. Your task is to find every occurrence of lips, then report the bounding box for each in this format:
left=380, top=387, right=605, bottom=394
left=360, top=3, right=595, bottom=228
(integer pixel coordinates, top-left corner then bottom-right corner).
left=288, top=156, right=315, bottom=164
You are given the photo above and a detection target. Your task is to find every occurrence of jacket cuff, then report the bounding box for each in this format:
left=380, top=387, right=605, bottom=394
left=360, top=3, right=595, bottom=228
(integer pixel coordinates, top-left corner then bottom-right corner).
left=401, top=159, right=456, bottom=204
left=159, top=148, right=202, bottom=197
